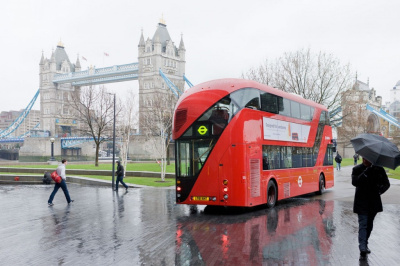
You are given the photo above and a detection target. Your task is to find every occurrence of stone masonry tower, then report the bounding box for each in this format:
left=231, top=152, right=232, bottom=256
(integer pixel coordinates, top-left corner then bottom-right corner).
left=39, top=41, right=81, bottom=137
left=137, top=19, right=186, bottom=131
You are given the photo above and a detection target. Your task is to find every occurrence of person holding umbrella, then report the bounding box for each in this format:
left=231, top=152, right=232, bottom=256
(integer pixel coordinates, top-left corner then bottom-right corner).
left=351, top=133, right=393, bottom=260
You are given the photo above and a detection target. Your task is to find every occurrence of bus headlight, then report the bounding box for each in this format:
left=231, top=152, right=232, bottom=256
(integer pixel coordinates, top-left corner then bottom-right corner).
left=223, top=194, right=228, bottom=200
left=223, top=179, right=228, bottom=185
left=223, top=187, right=228, bottom=192
left=177, top=186, right=182, bottom=192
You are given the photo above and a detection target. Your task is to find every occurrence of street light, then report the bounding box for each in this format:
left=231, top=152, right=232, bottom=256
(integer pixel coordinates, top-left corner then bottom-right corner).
left=50, top=137, right=55, bottom=161
left=110, top=93, right=116, bottom=190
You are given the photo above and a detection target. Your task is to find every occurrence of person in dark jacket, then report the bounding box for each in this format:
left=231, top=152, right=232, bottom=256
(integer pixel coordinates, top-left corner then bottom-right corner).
left=115, top=161, right=128, bottom=192
left=335, top=153, right=342, bottom=170
left=353, top=153, right=359, bottom=165
left=351, top=157, right=390, bottom=260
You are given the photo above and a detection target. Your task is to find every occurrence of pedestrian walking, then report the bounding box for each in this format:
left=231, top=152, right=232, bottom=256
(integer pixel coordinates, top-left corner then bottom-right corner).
left=48, top=159, right=74, bottom=206
left=335, top=152, right=342, bottom=170
left=114, top=161, right=128, bottom=192
left=351, top=157, right=390, bottom=260
left=353, top=153, right=359, bottom=165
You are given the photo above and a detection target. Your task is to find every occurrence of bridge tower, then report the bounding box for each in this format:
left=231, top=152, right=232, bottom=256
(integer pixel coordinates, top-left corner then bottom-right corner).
left=137, top=18, right=186, bottom=131
left=39, top=41, right=81, bottom=137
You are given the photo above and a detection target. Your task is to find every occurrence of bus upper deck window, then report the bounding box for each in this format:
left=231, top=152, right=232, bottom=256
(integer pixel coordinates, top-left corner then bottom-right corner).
left=210, top=108, right=229, bottom=135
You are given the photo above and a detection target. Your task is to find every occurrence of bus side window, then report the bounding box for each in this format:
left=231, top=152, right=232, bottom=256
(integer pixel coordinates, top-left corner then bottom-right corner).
left=244, top=89, right=260, bottom=110
left=292, top=147, right=302, bottom=168
left=260, top=92, right=279, bottom=113
left=291, top=101, right=301, bottom=119
left=300, top=104, right=311, bottom=120
left=279, top=98, right=291, bottom=117
left=281, top=146, right=292, bottom=168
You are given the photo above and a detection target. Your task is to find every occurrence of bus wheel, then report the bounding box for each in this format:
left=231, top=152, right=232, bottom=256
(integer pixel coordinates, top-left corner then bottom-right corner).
left=317, top=175, right=325, bottom=195
left=266, top=181, right=277, bottom=208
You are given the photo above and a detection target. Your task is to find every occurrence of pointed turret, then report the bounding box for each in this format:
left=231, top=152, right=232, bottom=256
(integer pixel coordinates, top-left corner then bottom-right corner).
left=75, top=54, right=81, bottom=71
left=39, top=51, right=45, bottom=65
left=179, top=34, right=185, bottom=51
left=138, top=29, right=145, bottom=47
left=50, top=49, right=56, bottom=63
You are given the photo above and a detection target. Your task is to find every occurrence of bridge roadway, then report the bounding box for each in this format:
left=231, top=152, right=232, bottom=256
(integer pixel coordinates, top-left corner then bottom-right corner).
left=0, top=166, right=399, bottom=265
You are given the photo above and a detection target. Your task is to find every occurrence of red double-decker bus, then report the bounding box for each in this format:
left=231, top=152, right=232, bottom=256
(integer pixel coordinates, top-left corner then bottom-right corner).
left=173, top=79, right=334, bottom=208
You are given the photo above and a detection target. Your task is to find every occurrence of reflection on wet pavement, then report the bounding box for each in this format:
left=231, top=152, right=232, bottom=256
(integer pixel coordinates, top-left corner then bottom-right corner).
left=0, top=172, right=399, bottom=265
left=176, top=199, right=336, bottom=265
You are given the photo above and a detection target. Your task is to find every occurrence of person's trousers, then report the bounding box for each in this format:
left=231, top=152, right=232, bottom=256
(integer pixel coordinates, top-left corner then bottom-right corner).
left=337, top=163, right=341, bottom=170
left=358, top=213, right=377, bottom=251
left=48, top=179, right=72, bottom=203
left=116, top=176, right=128, bottom=190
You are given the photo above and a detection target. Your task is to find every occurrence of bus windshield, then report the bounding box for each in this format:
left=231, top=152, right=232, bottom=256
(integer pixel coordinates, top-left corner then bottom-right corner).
left=177, top=95, right=239, bottom=177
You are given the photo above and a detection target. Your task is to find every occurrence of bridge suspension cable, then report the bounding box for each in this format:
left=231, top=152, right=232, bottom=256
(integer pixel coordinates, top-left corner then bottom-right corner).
left=366, top=104, right=400, bottom=129
left=0, top=89, right=40, bottom=138
left=183, top=74, right=193, bottom=88
left=159, top=69, right=183, bottom=98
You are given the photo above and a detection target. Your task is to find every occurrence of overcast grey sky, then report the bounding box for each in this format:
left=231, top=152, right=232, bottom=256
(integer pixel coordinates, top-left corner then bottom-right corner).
left=1, top=0, right=399, bottom=111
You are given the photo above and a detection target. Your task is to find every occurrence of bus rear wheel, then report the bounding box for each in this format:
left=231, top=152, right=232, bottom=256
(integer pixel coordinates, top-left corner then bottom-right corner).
left=266, top=181, right=277, bottom=208
left=317, top=175, right=325, bottom=195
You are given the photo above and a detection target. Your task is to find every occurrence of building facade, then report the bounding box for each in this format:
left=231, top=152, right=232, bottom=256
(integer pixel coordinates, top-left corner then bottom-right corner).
left=337, top=80, right=388, bottom=157
left=0, top=110, right=40, bottom=137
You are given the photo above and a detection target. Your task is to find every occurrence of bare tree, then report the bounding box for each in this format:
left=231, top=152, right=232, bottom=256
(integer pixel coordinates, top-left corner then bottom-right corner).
left=117, top=90, right=138, bottom=173
left=141, top=90, right=176, bottom=181
left=68, top=85, right=121, bottom=166
left=242, top=48, right=353, bottom=116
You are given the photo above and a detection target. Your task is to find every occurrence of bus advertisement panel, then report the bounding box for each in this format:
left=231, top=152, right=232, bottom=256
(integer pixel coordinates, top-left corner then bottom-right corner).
left=173, top=78, right=334, bottom=208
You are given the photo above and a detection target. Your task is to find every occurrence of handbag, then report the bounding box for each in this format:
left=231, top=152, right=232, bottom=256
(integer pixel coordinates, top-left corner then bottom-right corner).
left=50, top=170, right=62, bottom=183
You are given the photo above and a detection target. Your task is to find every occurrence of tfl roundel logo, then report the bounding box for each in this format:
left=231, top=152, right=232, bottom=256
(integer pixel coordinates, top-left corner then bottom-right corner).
left=298, top=176, right=303, bottom=187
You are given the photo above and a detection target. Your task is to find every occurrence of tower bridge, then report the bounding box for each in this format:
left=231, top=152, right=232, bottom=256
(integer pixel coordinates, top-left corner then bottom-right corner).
left=2, top=20, right=187, bottom=138
left=52, top=63, right=139, bottom=86
left=0, top=20, right=190, bottom=160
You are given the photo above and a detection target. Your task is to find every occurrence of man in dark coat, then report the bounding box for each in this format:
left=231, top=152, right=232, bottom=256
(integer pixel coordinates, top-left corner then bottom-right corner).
left=335, top=153, right=342, bottom=170
left=352, top=157, right=390, bottom=260
left=115, top=160, right=128, bottom=192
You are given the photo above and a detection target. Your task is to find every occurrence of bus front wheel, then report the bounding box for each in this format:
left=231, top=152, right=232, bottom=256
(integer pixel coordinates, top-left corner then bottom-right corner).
left=317, top=175, right=325, bottom=195
left=266, top=181, right=277, bottom=208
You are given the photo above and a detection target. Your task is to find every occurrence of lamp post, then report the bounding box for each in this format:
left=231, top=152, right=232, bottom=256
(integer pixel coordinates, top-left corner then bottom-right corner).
left=50, top=137, right=55, bottom=161
left=111, top=93, right=116, bottom=190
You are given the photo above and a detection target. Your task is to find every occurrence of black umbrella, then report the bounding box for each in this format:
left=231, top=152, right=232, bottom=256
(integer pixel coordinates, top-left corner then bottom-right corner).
left=350, top=133, right=400, bottom=169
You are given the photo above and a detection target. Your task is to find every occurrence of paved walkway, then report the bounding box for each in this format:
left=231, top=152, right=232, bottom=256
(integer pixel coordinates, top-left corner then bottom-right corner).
left=0, top=166, right=399, bottom=265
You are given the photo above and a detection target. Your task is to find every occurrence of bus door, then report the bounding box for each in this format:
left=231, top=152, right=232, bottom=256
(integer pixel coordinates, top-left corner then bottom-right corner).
left=218, top=144, right=247, bottom=206
left=245, top=144, right=262, bottom=206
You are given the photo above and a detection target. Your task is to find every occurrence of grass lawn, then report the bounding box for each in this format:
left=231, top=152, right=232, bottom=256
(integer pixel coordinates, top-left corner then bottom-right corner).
left=84, top=175, right=174, bottom=187
left=2, top=163, right=176, bottom=187
left=335, top=158, right=400, bottom=180
left=5, top=162, right=175, bottom=173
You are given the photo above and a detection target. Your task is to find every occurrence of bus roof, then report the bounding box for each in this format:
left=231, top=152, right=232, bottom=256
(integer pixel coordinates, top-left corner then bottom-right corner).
left=178, top=78, right=328, bottom=110
left=174, top=78, right=328, bottom=138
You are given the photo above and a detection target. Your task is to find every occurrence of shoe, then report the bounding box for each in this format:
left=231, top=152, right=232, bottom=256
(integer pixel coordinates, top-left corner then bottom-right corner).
left=48, top=202, right=54, bottom=206
left=126, top=187, right=128, bottom=192
left=114, top=189, right=118, bottom=192
left=360, top=250, right=367, bottom=259
left=68, top=200, right=74, bottom=204
left=366, top=247, right=371, bottom=254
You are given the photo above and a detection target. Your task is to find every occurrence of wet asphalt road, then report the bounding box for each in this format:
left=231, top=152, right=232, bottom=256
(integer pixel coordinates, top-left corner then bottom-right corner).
left=1, top=166, right=400, bottom=265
